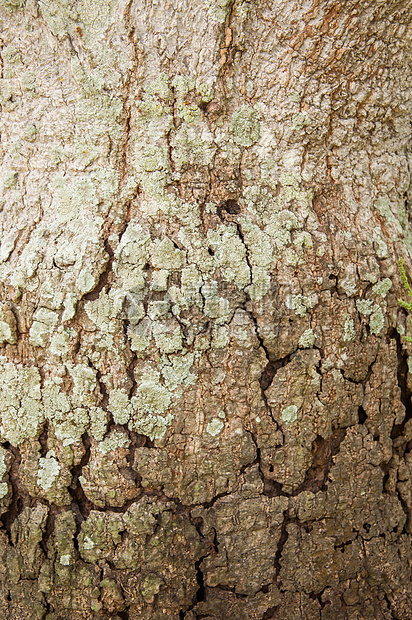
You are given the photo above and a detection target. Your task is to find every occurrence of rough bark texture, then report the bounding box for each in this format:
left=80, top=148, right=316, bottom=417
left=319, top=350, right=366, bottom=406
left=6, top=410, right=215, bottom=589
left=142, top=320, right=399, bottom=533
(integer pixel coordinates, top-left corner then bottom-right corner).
left=1, top=0, right=412, bottom=618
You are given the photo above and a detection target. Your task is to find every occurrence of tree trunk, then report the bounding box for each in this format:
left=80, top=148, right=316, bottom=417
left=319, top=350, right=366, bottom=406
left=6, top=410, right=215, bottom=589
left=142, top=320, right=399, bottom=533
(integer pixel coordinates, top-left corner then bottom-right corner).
left=1, top=0, right=412, bottom=618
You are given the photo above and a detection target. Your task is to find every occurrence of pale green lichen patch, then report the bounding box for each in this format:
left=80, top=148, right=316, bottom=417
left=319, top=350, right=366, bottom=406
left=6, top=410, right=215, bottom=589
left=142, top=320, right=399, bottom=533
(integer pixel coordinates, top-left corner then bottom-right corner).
left=280, top=405, right=298, bottom=423
left=0, top=447, right=8, bottom=480
left=160, top=353, right=196, bottom=391
left=68, top=364, right=97, bottom=407
left=299, top=329, right=315, bottom=348
left=286, top=294, right=315, bottom=317
left=180, top=266, right=203, bottom=306
left=239, top=216, right=272, bottom=299
left=83, top=535, right=95, bottom=550
left=230, top=106, right=261, bottom=147
left=134, top=380, right=172, bottom=415
left=208, top=0, right=232, bottom=22
left=108, top=389, right=133, bottom=425
left=53, top=408, right=90, bottom=446
left=356, top=299, right=374, bottom=316
left=150, top=269, right=169, bottom=292
left=59, top=554, right=71, bottom=566
left=37, top=451, right=60, bottom=491
left=152, top=321, right=183, bottom=354
left=0, top=304, right=16, bottom=345
left=127, top=318, right=152, bottom=353
left=0, top=447, right=9, bottom=498
left=374, top=196, right=396, bottom=223
left=98, top=429, right=129, bottom=455
left=84, top=290, right=121, bottom=328
left=29, top=308, right=59, bottom=347
left=49, top=327, right=73, bottom=358
left=171, top=124, right=215, bottom=169
left=150, top=237, right=185, bottom=271
left=114, top=222, right=150, bottom=291
left=206, top=417, right=224, bottom=436
left=42, top=376, right=106, bottom=446
left=130, top=411, right=174, bottom=441
left=369, top=305, right=385, bottom=335
left=343, top=317, right=356, bottom=342
left=211, top=324, right=229, bottom=349
left=0, top=359, right=44, bottom=446
left=372, top=278, right=392, bottom=297
left=0, top=483, right=8, bottom=499
left=207, top=226, right=250, bottom=288
left=292, top=112, right=310, bottom=131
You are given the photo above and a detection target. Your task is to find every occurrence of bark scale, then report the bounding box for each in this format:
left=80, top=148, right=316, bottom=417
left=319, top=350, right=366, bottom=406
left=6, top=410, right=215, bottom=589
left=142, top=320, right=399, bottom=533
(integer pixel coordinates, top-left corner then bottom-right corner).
left=1, top=0, right=412, bottom=618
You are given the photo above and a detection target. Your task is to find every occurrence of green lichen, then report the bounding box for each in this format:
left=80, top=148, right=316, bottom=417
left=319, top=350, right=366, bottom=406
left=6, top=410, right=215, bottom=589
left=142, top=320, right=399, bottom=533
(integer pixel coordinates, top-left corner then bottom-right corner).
left=160, top=353, right=196, bottom=391
left=180, top=266, right=203, bottom=306
left=286, top=294, right=315, bottom=317
left=0, top=305, right=17, bottom=344
left=374, top=196, right=396, bottom=223
left=37, top=451, right=60, bottom=491
left=49, top=327, right=73, bottom=357
left=98, top=429, right=128, bottom=455
left=142, top=574, right=164, bottom=602
left=207, top=226, right=250, bottom=288
left=151, top=269, right=169, bottom=292
left=299, top=329, right=315, bottom=348
left=171, top=124, right=215, bottom=169
left=230, top=105, right=261, bottom=147
left=29, top=308, right=59, bottom=347
left=131, top=411, right=174, bottom=441
left=0, top=447, right=9, bottom=498
left=152, top=321, right=183, bottom=354
left=0, top=359, right=44, bottom=446
left=372, top=278, right=392, bottom=297
left=150, top=237, right=185, bottom=271
left=343, top=317, right=356, bottom=342
left=208, top=0, right=232, bottom=22
left=281, top=405, right=298, bottom=423
left=292, top=112, right=310, bottom=131
left=206, top=418, right=225, bottom=436
left=211, top=325, right=229, bottom=349
left=369, top=305, right=385, bottom=335
left=356, top=299, right=374, bottom=316
left=134, top=379, right=171, bottom=415
left=127, top=318, right=152, bottom=353
left=108, top=389, right=133, bottom=425
left=398, top=259, right=412, bottom=342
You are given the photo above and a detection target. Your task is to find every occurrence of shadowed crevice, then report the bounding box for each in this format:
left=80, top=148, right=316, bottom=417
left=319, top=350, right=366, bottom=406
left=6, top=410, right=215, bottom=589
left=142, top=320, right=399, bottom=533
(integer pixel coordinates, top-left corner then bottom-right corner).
left=292, top=428, right=347, bottom=496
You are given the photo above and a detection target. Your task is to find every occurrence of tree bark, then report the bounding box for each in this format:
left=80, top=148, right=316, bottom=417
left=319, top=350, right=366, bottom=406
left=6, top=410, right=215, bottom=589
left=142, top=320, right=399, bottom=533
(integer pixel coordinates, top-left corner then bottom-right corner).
left=1, top=0, right=412, bottom=618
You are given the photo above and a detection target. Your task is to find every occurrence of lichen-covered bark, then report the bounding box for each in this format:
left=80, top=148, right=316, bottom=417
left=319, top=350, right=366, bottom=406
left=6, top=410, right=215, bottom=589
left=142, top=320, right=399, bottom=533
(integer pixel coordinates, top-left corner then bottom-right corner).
left=1, top=0, right=412, bottom=618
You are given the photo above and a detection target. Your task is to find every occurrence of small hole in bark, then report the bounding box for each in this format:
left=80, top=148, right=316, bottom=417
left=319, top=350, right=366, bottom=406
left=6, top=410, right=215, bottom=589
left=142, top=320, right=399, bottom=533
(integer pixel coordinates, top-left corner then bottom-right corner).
left=262, top=608, right=277, bottom=620
left=218, top=199, right=241, bottom=218
left=208, top=248, right=215, bottom=256
left=363, top=523, right=371, bottom=532
left=358, top=406, right=367, bottom=424
left=143, top=263, right=150, bottom=271
left=144, top=436, right=154, bottom=448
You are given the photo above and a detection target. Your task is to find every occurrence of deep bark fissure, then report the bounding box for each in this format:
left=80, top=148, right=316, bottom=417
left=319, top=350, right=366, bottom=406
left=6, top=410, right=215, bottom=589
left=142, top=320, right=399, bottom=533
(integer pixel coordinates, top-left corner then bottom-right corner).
left=391, top=328, right=412, bottom=442
left=292, top=428, right=347, bottom=496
